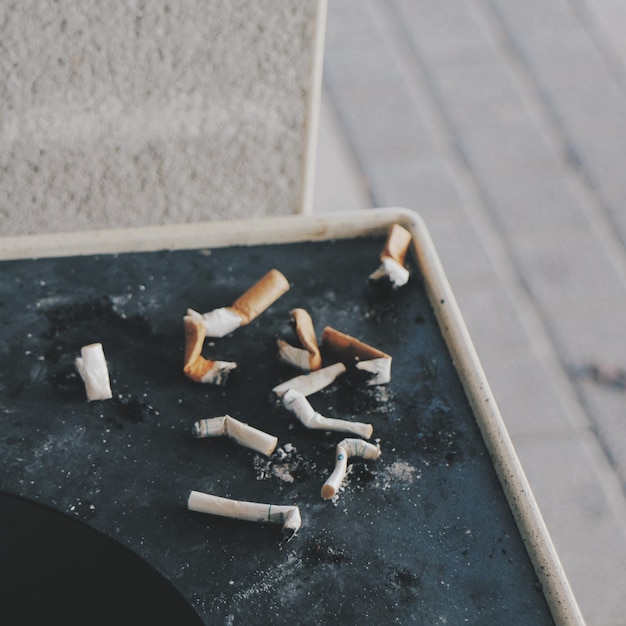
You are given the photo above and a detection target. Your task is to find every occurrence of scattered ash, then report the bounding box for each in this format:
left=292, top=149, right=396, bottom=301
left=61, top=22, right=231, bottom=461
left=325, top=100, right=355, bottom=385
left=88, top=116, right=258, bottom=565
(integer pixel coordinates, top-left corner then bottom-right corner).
left=303, top=537, right=350, bottom=566
left=253, top=443, right=318, bottom=484
left=375, top=461, right=420, bottom=492
left=113, top=393, right=159, bottom=424
left=68, top=498, right=97, bottom=520
left=336, top=369, right=395, bottom=415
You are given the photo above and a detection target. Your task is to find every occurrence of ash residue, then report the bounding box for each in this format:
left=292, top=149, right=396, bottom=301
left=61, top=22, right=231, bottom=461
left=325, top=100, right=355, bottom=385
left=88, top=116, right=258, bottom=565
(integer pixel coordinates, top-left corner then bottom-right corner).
left=375, top=461, right=420, bottom=492
left=113, top=393, right=158, bottom=424
left=40, top=295, right=152, bottom=339
left=253, top=443, right=318, bottom=484
left=303, top=538, right=350, bottom=566
left=335, top=370, right=396, bottom=416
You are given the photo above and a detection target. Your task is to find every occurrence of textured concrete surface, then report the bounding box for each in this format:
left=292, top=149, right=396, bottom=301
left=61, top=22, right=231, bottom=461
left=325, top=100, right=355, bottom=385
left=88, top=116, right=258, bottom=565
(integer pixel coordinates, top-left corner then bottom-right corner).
left=314, top=1, right=626, bottom=624
left=0, top=0, right=324, bottom=235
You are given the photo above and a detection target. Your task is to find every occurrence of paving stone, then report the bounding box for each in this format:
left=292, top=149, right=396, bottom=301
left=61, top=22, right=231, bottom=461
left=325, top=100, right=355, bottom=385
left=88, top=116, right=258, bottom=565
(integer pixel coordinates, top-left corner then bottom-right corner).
left=515, top=431, right=626, bottom=626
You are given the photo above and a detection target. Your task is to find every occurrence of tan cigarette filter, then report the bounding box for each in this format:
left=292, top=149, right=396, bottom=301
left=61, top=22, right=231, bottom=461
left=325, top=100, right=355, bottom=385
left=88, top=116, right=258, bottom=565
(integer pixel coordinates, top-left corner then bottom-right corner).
left=230, top=269, right=290, bottom=325
left=321, top=327, right=389, bottom=363
left=291, top=308, right=322, bottom=369
left=382, top=223, right=412, bottom=265
left=183, top=316, right=236, bottom=384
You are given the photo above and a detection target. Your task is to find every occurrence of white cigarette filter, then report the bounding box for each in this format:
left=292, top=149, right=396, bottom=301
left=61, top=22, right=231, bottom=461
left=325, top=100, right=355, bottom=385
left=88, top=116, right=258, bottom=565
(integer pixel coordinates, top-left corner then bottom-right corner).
left=191, top=415, right=278, bottom=457
left=75, top=343, right=113, bottom=401
left=282, top=389, right=373, bottom=439
left=321, top=327, right=392, bottom=386
left=187, top=490, right=302, bottom=534
left=188, top=269, right=290, bottom=338
left=321, top=438, right=381, bottom=500
left=183, top=316, right=237, bottom=385
left=369, top=223, right=412, bottom=288
left=277, top=308, right=322, bottom=371
left=272, top=362, right=347, bottom=399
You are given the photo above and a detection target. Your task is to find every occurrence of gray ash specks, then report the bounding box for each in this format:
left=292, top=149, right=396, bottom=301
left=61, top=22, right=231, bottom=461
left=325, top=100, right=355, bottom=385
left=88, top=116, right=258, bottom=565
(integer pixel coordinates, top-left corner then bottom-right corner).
left=68, top=498, right=97, bottom=520
left=113, top=393, right=158, bottom=424
left=303, top=538, right=349, bottom=566
left=253, top=443, right=318, bottom=485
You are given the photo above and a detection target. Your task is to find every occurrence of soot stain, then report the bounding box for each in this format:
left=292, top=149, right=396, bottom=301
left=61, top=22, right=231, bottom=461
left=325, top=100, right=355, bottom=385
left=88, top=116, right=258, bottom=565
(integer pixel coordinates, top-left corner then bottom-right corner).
left=40, top=296, right=153, bottom=340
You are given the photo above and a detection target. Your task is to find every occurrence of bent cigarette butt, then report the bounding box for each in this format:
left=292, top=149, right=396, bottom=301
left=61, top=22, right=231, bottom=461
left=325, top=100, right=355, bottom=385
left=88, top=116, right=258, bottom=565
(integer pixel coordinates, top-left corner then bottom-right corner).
left=322, top=327, right=392, bottom=385
left=272, top=362, right=347, bottom=399
left=183, top=316, right=237, bottom=385
left=189, top=269, right=290, bottom=338
left=285, top=308, right=322, bottom=370
left=192, top=415, right=278, bottom=457
left=231, top=269, right=290, bottom=325
left=383, top=224, right=412, bottom=266
left=321, top=438, right=381, bottom=500
left=277, top=308, right=322, bottom=371
left=369, top=224, right=412, bottom=288
left=282, top=389, right=373, bottom=439
left=188, top=490, right=302, bottom=535
left=75, top=343, right=113, bottom=401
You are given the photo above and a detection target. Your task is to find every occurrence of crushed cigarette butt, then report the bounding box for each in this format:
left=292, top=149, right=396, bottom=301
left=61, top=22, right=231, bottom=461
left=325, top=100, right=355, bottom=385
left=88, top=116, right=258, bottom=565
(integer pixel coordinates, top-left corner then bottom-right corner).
left=75, top=343, right=113, bottom=401
left=187, top=490, right=301, bottom=536
left=183, top=316, right=237, bottom=385
left=282, top=389, right=373, bottom=439
left=277, top=308, right=322, bottom=371
left=321, top=438, right=381, bottom=500
left=369, top=223, right=412, bottom=288
left=188, top=269, right=290, bottom=338
left=192, top=415, right=278, bottom=457
left=321, top=327, right=392, bottom=385
left=272, top=362, right=347, bottom=400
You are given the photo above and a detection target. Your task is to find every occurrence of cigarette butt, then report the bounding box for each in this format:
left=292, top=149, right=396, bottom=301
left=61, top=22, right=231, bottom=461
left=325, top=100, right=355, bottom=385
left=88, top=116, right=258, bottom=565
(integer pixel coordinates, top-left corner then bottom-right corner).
left=282, top=389, right=373, bottom=438
left=321, top=438, right=381, bottom=500
left=369, top=224, right=412, bottom=288
left=277, top=308, right=322, bottom=371
left=382, top=224, right=412, bottom=266
left=184, top=315, right=206, bottom=368
left=231, top=269, right=290, bottom=325
left=321, top=327, right=389, bottom=362
left=291, top=308, right=321, bottom=370
left=191, top=415, right=278, bottom=457
left=75, top=343, right=113, bottom=401
left=188, top=490, right=302, bottom=534
left=272, top=362, right=347, bottom=399
left=183, top=316, right=237, bottom=385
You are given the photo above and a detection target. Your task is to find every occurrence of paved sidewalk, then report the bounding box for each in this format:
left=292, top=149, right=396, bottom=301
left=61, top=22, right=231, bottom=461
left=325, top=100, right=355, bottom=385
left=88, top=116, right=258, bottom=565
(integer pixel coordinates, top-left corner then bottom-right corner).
left=314, top=1, right=626, bottom=624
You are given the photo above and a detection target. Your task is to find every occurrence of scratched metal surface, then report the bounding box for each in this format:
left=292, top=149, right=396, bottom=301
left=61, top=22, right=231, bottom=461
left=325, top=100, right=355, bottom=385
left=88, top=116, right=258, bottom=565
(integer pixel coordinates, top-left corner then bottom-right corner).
left=0, top=237, right=554, bottom=624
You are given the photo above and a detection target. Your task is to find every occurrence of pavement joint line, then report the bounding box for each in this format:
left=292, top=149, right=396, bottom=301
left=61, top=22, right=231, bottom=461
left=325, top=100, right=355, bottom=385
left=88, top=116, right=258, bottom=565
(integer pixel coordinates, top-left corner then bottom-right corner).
left=567, top=0, right=626, bottom=94
left=474, top=0, right=626, bottom=501
left=368, top=0, right=595, bottom=434
left=482, top=0, right=626, bottom=289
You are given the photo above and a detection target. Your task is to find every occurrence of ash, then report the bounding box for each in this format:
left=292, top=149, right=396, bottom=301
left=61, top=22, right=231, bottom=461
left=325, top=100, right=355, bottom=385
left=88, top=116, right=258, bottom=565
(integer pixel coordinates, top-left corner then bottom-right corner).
left=253, top=443, right=317, bottom=484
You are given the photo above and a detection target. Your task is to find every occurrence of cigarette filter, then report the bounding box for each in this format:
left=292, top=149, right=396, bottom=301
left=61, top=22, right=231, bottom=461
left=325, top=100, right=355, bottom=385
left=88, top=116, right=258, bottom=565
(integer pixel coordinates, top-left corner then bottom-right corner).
left=272, top=362, right=347, bottom=400
left=321, top=327, right=392, bottom=385
left=183, top=316, right=237, bottom=385
left=191, top=415, right=278, bottom=457
left=369, top=223, right=412, bottom=288
left=321, top=438, right=381, bottom=500
left=190, top=269, right=290, bottom=338
left=278, top=308, right=322, bottom=371
left=282, top=389, right=373, bottom=439
left=75, top=343, right=113, bottom=401
left=188, top=490, right=302, bottom=534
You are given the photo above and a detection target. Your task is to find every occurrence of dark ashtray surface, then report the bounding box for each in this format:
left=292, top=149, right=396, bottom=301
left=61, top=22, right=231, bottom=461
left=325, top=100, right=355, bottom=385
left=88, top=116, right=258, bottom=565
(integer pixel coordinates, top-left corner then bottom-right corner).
left=0, top=237, right=554, bottom=625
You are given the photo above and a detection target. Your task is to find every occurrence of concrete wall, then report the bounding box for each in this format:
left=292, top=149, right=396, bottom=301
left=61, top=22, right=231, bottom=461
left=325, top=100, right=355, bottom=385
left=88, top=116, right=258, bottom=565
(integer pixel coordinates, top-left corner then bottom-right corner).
left=0, top=0, right=326, bottom=235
